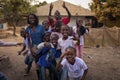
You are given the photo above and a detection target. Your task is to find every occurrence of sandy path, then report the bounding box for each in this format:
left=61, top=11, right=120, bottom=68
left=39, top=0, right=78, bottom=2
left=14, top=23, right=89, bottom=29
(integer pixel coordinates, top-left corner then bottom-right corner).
left=0, top=36, right=120, bottom=80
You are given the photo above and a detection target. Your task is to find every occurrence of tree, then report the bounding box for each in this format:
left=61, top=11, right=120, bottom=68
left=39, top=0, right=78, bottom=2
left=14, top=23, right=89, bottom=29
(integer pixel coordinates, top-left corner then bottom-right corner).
left=0, top=0, right=36, bottom=36
left=90, top=0, right=120, bottom=27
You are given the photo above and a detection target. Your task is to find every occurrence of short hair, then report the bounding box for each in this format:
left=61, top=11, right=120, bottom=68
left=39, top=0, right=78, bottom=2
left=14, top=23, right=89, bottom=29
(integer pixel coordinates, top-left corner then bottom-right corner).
left=66, top=46, right=76, bottom=53
left=27, top=14, right=39, bottom=26
left=50, top=34, right=59, bottom=40
left=20, top=28, right=25, bottom=32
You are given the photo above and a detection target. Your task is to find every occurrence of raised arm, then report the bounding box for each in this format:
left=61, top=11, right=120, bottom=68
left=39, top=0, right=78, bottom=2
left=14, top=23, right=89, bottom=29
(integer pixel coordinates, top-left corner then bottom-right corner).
left=49, top=3, right=53, bottom=17
left=62, top=2, right=71, bottom=19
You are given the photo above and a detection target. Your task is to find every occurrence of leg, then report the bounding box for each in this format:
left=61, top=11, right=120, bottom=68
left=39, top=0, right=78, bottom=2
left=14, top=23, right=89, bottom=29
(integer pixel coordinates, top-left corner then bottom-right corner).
left=36, top=64, right=40, bottom=80
left=60, top=66, right=68, bottom=80
left=39, top=66, right=46, bottom=80
left=79, top=45, right=84, bottom=59
left=49, top=64, right=59, bottom=80
left=76, top=45, right=81, bottom=58
left=24, top=56, right=34, bottom=76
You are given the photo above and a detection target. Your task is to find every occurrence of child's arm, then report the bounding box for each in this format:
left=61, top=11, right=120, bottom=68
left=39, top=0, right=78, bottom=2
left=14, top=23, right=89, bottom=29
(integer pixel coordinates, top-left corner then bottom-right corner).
left=62, top=2, right=71, bottom=19
left=81, top=68, right=88, bottom=80
left=48, top=3, right=54, bottom=26
left=49, top=3, right=53, bottom=16
left=56, top=51, right=67, bottom=71
left=18, top=44, right=26, bottom=55
left=22, top=49, right=28, bottom=56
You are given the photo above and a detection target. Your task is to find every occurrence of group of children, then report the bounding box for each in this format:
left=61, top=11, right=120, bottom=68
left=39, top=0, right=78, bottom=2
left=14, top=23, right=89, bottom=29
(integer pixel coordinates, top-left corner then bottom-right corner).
left=18, top=2, right=88, bottom=80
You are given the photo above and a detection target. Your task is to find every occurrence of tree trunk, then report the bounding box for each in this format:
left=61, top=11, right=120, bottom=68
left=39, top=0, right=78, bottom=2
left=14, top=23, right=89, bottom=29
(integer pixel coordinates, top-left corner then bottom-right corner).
left=13, top=23, right=16, bottom=36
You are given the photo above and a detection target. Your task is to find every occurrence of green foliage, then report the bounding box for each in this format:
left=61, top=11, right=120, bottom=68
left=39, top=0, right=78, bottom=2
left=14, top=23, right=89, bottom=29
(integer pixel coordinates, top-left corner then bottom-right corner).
left=34, top=1, right=47, bottom=7
left=0, top=0, right=36, bottom=35
left=90, top=0, right=120, bottom=27
left=0, top=0, right=36, bottom=22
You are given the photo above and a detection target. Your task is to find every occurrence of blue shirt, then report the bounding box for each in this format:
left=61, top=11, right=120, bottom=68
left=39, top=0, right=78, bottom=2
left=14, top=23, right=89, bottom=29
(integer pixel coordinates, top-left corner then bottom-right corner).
left=37, top=46, right=61, bottom=67
left=25, top=24, right=45, bottom=45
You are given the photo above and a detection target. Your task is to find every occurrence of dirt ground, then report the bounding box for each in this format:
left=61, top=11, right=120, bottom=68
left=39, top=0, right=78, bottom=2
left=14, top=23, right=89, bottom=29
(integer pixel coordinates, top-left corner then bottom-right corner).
left=0, top=33, right=120, bottom=80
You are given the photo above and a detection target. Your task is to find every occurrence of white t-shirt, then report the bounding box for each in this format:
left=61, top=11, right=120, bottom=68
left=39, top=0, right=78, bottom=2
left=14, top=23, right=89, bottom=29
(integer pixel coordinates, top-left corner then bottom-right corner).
left=61, top=57, right=88, bottom=78
left=58, top=37, right=75, bottom=54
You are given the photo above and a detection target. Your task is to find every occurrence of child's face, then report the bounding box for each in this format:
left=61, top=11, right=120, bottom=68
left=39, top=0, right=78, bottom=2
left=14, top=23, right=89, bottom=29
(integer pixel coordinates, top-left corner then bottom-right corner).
left=54, top=10, right=61, bottom=20
left=43, top=32, right=51, bottom=42
left=61, top=25, right=69, bottom=39
left=76, top=19, right=83, bottom=27
left=50, top=35, right=59, bottom=47
left=66, top=48, right=76, bottom=64
left=42, top=20, right=49, bottom=31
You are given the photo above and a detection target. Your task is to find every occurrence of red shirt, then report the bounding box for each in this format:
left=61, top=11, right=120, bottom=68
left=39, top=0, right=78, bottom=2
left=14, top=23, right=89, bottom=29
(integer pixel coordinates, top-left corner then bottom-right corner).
left=49, top=16, right=70, bottom=26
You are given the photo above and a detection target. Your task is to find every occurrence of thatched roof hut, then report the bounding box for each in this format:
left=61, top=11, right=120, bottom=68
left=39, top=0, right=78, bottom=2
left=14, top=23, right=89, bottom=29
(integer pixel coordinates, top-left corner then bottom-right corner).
left=36, top=0, right=96, bottom=27
left=36, top=0, right=95, bottom=16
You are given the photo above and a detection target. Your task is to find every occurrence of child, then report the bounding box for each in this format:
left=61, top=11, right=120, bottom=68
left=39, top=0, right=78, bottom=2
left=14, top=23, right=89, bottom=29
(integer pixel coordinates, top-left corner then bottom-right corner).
left=36, top=34, right=60, bottom=80
left=58, top=24, right=75, bottom=80
left=72, top=19, right=89, bottom=58
left=18, top=28, right=34, bottom=76
left=18, top=28, right=28, bottom=55
left=58, top=24, right=75, bottom=54
left=51, top=20, right=63, bottom=38
left=57, top=46, right=88, bottom=80
left=48, top=2, right=71, bottom=27
left=42, top=20, right=52, bottom=32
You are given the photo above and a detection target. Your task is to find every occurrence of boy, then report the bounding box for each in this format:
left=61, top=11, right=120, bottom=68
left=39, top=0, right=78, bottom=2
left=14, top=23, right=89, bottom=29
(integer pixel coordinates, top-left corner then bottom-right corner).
left=18, top=28, right=34, bottom=76
left=57, top=46, right=88, bottom=80
left=36, top=34, right=60, bottom=80
left=58, top=24, right=75, bottom=80
left=48, top=2, right=71, bottom=27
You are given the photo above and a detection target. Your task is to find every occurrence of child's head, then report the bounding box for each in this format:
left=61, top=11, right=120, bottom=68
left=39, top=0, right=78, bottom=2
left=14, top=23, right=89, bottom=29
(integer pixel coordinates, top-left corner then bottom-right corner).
left=53, top=20, right=62, bottom=32
left=42, top=20, right=49, bottom=31
left=61, top=24, right=70, bottom=39
left=65, top=46, right=76, bottom=64
left=76, top=19, right=83, bottom=27
left=50, top=34, right=59, bottom=48
left=54, top=10, right=61, bottom=20
left=43, top=32, right=51, bottom=42
left=20, top=28, right=26, bottom=38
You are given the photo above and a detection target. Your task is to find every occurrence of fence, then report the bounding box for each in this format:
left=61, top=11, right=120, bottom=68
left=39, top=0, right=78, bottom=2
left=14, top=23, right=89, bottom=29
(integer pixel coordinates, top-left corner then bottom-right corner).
left=84, top=26, right=120, bottom=48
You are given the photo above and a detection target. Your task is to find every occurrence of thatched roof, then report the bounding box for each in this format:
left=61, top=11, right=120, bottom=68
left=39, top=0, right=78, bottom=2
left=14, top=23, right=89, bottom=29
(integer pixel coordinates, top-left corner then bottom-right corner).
left=36, top=0, right=95, bottom=17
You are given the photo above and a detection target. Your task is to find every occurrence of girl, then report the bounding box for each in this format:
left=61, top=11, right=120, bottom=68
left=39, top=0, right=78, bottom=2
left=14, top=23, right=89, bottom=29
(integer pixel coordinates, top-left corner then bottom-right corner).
left=72, top=19, right=89, bottom=58
left=25, top=14, right=45, bottom=78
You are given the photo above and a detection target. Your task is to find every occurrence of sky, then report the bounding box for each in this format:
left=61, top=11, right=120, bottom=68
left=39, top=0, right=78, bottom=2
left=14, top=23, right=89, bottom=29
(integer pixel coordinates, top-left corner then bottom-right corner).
left=37, top=0, right=92, bottom=10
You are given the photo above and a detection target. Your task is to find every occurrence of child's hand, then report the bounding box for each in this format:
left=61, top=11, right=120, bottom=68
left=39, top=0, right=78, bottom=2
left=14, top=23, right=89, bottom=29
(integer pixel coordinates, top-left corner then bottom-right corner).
left=62, top=2, right=67, bottom=9
left=61, top=51, right=68, bottom=58
left=31, top=46, right=38, bottom=54
left=50, top=3, right=53, bottom=10
left=44, top=42, right=50, bottom=48
left=22, top=50, right=28, bottom=56
left=18, top=51, right=22, bottom=55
